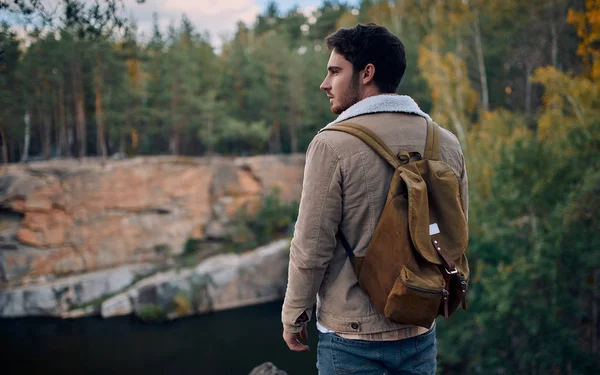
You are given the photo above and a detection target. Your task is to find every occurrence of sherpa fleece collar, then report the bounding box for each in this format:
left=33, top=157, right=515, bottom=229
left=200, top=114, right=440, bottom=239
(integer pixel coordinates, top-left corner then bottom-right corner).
left=322, top=94, right=431, bottom=130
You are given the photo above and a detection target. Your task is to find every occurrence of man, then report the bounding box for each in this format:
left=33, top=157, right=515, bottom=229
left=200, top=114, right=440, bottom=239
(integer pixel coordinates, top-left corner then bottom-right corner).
left=281, top=23, right=468, bottom=375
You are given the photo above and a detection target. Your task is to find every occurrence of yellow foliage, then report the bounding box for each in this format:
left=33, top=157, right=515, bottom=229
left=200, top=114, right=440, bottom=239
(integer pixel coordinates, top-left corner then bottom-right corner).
left=466, top=109, right=530, bottom=201
left=366, top=2, right=393, bottom=26
left=532, top=66, right=599, bottom=141
left=567, top=0, right=600, bottom=81
left=336, top=11, right=358, bottom=29
left=418, top=45, right=478, bottom=148
left=173, top=293, right=192, bottom=316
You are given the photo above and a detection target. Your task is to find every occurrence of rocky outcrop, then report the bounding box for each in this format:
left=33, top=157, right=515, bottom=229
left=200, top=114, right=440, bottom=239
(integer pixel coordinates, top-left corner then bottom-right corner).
left=0, top=239, right=290, bottom=318
left=0, top=155, right=304, bottom=287
left=0, top=263, right=157, bottom=317
left=101, top=239, right=290, bottom=320
left=249, top=363, right=288, bottom=375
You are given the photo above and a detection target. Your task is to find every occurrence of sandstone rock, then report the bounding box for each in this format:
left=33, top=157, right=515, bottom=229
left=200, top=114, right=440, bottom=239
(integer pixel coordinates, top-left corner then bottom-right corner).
left=23, top=197, right=52, bottom=212
left=236, top=155, right=305, bottom=203
left=248, top=362, right=288, bottom=375
left=10, top=199, right=25, bottom=213
left=0, top=155, right=304, bottom=285
left=16, top=228, right=43, bottom=247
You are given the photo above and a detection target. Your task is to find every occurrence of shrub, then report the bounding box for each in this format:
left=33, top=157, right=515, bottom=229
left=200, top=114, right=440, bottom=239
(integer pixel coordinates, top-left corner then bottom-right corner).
left=229, top=187, right=299, bottom=252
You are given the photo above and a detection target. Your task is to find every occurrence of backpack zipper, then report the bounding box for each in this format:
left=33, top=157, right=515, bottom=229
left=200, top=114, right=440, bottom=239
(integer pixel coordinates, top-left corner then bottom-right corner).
left=399, top=278, right=443, bottom=295
left=400, top=278, right=449, bottom=318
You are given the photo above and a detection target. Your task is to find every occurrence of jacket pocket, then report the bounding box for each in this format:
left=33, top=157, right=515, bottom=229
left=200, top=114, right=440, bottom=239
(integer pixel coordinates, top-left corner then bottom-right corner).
left=384, top=265, right=442, bottom=328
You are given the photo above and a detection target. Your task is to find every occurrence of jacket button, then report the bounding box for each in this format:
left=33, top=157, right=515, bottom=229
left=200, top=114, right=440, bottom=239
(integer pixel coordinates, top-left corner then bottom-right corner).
left=350, top=322, right=359, bottom=330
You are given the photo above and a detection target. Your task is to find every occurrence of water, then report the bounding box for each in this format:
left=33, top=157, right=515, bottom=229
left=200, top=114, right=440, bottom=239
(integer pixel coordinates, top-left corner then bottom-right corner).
left=0, top=301, right=319, bottom=375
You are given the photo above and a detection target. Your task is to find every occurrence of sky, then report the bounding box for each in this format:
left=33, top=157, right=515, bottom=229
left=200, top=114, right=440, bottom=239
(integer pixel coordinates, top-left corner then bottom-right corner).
left=0, top=1, right=354, bottom=47
left=124, top=0, right=351, bottom=45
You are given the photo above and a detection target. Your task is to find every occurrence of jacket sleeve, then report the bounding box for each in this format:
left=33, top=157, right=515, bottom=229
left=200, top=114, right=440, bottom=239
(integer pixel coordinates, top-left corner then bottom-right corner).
left=460, top=153, right=469, bottom=222
left=282, top=136, right=342, bottom=333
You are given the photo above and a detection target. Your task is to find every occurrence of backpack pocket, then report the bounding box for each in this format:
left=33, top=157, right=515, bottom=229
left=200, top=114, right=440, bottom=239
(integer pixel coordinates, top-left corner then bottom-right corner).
left=384, top=265, right=443, bottom=328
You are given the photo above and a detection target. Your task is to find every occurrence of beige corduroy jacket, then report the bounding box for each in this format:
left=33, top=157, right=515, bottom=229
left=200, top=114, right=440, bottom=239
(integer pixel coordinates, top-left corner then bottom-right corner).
left=282, top=95, right=468, bottom=337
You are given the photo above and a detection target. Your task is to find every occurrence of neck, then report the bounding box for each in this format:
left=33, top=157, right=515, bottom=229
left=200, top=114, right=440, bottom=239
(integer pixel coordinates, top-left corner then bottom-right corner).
left=359, top=85, right=385, bottom=101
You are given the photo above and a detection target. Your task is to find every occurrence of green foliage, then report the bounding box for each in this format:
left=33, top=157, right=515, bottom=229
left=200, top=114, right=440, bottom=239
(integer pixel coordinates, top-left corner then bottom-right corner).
left=438, top=119, right=600, bottom=374
left=137, top=304, right=167, bottom=321
left=205, top=117, right=270, bottom=155
left=182, top=239, right=201, bottom=258
left=0, top=24, right=25, bottom=162
left=229, top=187, right=298, bottom=252
left=1, top=0, right=588, bottom=161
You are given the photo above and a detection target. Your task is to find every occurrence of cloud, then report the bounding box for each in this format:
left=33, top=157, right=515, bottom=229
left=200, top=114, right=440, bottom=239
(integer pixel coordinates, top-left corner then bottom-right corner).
left=3, top=0, right=262, bottom=49
left=124, top=0, right=261, bottom=47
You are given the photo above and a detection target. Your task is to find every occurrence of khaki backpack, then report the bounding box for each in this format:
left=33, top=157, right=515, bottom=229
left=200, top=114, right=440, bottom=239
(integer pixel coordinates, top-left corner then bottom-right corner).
left=322, top=120, right=469, bottom=328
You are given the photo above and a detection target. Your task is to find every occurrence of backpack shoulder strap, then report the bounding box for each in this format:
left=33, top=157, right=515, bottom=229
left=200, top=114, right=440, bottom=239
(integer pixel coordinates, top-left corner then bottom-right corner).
left=322, top=122, right=401, bottom=169
left=424, top=119, right=441, bottom=161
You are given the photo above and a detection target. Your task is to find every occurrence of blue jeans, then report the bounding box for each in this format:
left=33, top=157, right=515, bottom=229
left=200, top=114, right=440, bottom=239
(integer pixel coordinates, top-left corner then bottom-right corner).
left=316, top=326, right=437, bottom=375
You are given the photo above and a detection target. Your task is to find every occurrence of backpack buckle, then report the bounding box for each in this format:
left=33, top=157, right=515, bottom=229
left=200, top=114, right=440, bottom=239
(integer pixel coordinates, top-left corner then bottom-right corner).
left=445, top=267, right=458, bottom=275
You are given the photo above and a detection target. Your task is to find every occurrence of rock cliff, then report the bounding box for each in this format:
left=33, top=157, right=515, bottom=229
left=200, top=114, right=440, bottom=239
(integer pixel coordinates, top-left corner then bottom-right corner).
left=0, top=155, right=304, bottom=318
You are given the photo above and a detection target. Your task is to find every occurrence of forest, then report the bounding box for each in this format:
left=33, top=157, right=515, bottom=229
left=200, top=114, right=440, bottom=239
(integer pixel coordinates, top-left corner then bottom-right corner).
left=1, top=0, right=599, bottom=374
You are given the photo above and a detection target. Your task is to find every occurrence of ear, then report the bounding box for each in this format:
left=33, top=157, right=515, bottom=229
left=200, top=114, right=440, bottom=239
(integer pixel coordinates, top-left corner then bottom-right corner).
left=361, top=63, right=376, bottom=85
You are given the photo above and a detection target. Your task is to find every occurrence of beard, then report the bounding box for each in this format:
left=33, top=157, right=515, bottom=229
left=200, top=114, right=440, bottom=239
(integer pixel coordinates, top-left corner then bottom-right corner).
left=330, top=75, right=361, bottom=115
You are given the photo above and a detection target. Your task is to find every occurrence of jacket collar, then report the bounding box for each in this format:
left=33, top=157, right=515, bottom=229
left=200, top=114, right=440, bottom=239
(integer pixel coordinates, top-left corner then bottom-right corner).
left=321, top=94, right=431, bottom=131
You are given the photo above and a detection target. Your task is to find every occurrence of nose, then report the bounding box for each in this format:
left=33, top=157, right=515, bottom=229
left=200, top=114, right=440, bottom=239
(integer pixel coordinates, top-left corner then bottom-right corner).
left=320, top=76, right=330, bottom=92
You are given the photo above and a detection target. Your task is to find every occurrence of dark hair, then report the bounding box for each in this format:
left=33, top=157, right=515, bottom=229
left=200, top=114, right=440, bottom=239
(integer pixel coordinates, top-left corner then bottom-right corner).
left=325, top=23, right=406, bottom=93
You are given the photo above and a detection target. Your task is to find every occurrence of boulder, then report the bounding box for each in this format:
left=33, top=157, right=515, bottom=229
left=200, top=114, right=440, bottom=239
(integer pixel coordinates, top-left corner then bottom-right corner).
left=100, top=239, right=291, bottom=320
left=249, top=362, right=288, bottom=375
left=0, top=264, right=156, bottom=317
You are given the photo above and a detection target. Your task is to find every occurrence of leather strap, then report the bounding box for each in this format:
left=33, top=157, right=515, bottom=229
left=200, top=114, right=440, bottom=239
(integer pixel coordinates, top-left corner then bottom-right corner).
left=433, top=237, right=469, bottom=314
left=442, top=273, right=451, bottom=319
left=424, top=119, right=441, bottom=161
left=431, top=237, right=456, bottom=273
left=323, top=122, right=401, bottom=169
left=460, top=279, right=468, bottom=310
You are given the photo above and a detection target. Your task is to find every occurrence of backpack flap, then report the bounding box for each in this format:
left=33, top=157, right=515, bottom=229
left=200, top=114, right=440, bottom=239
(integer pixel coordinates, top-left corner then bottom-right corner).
left=397, top=165, right=443, bottom=265
left=402, top=121, right=468, bottom=266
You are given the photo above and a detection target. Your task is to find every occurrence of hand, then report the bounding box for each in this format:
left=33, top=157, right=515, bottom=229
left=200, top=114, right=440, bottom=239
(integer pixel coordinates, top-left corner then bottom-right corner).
left=283, top=326, right=310, bottom=352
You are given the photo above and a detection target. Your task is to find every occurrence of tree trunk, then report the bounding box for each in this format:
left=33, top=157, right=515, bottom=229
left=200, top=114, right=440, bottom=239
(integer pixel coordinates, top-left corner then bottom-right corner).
left=593, top=269, right=599, bottom=355
left=452, top=38, right=468, bottom=150
left=0, top=123, right=8, bottom=165
left=269, top=118, right=282, bottom=154
left=551, top=22, right=558, bottom=69
left=525, top=62, right=533, bottom=116
left=42, top=86, right=52, bottom=160
left=170, top=80, right=180, bottom=155
left=454, top=38, right=466, bottom=119
left=53, top=84, right=60, bottom=156
left=21, top=110, right=31, bottom=163
left=72, top=59, right=87, bottom=158
left=95, top=58, right=108, bottom=162
left=119, top=130, right=126, bottom=155
left=57, top=79, right=69, bottom=157
left=473, top=10, right=489, bottom=111
left=288, top=105, right=298, bottom=154
left=547, top=0, right=559, bottom=70
left=206, top=110, right=214, bottom=157
left=42, top=109, right=52, bottom=160
left=170, top=132, right=181, bottom=156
